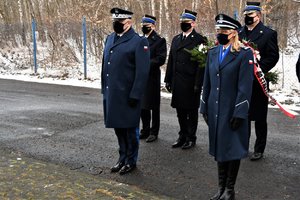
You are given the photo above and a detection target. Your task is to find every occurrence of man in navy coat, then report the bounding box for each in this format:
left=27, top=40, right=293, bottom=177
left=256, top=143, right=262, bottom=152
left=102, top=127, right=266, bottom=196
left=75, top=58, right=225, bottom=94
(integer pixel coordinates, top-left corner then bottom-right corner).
left=239, top=2, right=279, bottom=161
left=101, top=8, right=150, bottom=175
left=164, top=9, right=207, bottom=149
left=139, top=14, right=167, bottom=143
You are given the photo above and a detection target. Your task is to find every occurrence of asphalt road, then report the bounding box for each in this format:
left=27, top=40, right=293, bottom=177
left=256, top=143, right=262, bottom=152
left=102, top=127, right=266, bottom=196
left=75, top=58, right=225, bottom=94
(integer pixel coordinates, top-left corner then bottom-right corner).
left=0, top=78, right=299, bottom=200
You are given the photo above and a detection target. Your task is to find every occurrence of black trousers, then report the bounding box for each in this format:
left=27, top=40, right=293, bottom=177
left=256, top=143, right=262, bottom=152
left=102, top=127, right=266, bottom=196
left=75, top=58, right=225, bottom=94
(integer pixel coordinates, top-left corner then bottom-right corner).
left=248, top=120, right=268, bottom=153
left=176, top=108, right=198, bottom=142
left=114, top=128, right=139, bottom=165
left=141, top=107, right=160, bottom=136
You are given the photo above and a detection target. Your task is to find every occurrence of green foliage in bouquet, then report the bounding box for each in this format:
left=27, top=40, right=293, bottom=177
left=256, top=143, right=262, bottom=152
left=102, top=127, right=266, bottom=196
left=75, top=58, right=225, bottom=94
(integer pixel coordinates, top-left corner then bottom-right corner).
left=184, top=40, right=215, bottom=68
left=265, top=71, right=279, bottom=84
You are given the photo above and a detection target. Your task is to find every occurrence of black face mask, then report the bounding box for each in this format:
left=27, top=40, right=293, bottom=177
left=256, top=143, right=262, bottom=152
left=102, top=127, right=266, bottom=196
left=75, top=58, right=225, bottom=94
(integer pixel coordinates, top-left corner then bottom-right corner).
left=245, top=15, right=255, bottom=25
left=142, top=25, right=152, bottom=35
left=180, top=22, right=192, bottom=32
left=217, top=33, right=230, bottom=45
left=113, top=21, right=125, bottom=34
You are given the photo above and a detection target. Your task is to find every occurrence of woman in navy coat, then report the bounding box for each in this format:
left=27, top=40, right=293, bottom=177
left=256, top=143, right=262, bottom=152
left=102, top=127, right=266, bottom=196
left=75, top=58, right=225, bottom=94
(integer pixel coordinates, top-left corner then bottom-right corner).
left=200, top=14, right=253, bottom=200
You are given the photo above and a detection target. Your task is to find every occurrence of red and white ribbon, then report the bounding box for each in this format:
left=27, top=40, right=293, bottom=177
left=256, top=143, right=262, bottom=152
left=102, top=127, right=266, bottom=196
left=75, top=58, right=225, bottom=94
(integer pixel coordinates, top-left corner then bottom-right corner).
left=243, top=41, right=298, bottom=119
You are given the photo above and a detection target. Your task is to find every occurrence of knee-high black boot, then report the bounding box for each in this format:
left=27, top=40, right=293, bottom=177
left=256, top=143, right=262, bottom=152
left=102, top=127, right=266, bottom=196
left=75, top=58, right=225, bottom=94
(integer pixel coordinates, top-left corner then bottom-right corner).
left=210, top=162, right=228, bottom=200
left=219, top=160, right=240, bottom=200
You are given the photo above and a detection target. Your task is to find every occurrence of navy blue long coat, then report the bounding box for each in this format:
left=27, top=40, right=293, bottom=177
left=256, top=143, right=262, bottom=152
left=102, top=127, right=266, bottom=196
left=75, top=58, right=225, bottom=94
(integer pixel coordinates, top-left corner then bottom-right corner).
left=101, top=28, right=150, bottom=128
left=200, top=45, right=254, bottom=162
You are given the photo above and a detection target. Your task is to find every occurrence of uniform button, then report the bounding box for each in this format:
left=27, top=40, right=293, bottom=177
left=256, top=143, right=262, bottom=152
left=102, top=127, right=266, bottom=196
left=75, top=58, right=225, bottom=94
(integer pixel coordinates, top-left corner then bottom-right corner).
left=107, top=74, right=109, bottom=77
left=108, top=62, right=110, bottom=65
left=216, top=115, right=218, bottom=118
left=217, top=87, right=219, bottom=90
left=110, top=50, right=113, bottom=53
left=217, top=73, right=219, bottom=76
left=106, top=86, right=108, bottom=89
left=216, top=101, right=218, bottom=104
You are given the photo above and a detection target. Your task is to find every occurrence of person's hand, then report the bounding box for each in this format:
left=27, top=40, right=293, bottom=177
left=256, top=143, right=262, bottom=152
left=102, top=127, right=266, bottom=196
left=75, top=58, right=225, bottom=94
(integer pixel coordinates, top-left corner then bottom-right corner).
left=128, top=98, right=139, bottom=107
left=165, top=82, right=172, bottom=93
left=230, top=117, right=243, bottom=131
left=203, top=113, right=208, bottom=125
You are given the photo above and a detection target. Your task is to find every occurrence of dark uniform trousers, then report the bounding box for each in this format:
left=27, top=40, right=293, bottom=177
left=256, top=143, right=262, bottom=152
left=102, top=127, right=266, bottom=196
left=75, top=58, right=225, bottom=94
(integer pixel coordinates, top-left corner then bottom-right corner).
left=248, top=79, right=269, bottom=154
left=176, top=108, right=198, bottom=142
left=114, top=127, right=139, bottom=165
left=141, top=108, right=160, bottom=135
left=248, top=119, right=268, bottom=153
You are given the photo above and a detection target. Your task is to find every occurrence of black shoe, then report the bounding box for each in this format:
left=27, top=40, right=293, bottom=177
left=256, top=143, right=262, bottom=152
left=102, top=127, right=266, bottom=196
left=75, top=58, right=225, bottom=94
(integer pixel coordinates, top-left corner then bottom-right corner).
left=119, top=164, right=136, bottom=175
left=172, top=140, right=185, bottom=148
left=181, top=141, right=195, bottom=149
left=250, top=152, right=263, bottom=161
left=110, top=162, right=124, bottom=173
left=139, top=130, right=150, bottom=139
left=146, top=135, right=157, bottom=143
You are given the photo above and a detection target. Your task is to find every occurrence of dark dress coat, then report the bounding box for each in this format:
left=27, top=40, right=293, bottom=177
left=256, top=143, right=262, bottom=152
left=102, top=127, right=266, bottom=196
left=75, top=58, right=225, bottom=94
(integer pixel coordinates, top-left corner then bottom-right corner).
left=164, top=29, right=207, bottom=110
left=296, top=53, right=300, bottom=82
left=101, top=28, right=150, bottom=128
left=141, top=31, right=167, bottom=110
left=200, top=45, right=254, bottom=162
left=239, top=22, right=279, bottom=120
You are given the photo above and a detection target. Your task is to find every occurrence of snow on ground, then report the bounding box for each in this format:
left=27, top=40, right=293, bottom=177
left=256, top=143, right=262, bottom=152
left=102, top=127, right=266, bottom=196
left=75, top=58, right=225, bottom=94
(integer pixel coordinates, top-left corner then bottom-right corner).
left=0, top=44, right=299, bottom=115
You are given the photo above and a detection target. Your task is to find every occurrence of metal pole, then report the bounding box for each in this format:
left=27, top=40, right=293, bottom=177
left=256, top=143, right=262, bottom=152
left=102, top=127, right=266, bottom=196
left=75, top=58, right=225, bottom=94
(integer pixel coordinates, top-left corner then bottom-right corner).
left=281, top=50, right=284, bottom=89
left=82, top=16, right=87, bottom=79
left=32, top=18, right=37, bottom=74
left=234, top=10, right=238, bottom=20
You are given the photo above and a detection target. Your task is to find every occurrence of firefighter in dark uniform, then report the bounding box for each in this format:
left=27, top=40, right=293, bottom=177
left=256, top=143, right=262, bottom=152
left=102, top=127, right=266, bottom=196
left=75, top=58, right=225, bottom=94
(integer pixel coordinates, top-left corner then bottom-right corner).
left=101, top=8, right=150, bottom=175
left=164, top=9, right=207, bottom=149
left=200, top=14, right=254, bottom=200
left=239, top=2, right=279, bottom=161
left=139, top=15, right=167, bottom=143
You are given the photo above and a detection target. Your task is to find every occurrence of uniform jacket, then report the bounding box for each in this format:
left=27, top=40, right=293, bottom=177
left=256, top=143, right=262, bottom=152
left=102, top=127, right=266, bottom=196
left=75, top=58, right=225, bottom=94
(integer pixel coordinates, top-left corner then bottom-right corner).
left=200, top=45, right=254, bottom=162
left=239, top=22, right=279, bottom=120
left=101, top=28, right=150, bottom=128
left=141, top=30, right=167, bottom=110
left=164, top=29, right=207, bottom=109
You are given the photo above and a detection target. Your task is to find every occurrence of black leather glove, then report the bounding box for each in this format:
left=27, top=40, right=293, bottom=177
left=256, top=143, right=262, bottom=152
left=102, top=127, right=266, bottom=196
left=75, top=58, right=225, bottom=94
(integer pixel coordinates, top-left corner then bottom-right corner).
left=128, top=98, right=139, bottom=108
left=203, top=113, right=208, bottom=125
left=165, top=82, right=172, bottom=93
left=230, top=117, right=243, bottom=131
